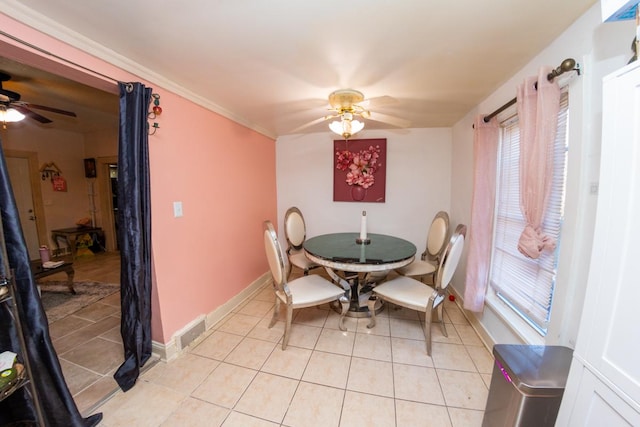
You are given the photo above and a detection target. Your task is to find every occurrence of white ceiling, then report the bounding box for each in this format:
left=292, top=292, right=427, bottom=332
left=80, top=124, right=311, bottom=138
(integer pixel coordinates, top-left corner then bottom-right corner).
left=1, top=0, right=597, bottom=137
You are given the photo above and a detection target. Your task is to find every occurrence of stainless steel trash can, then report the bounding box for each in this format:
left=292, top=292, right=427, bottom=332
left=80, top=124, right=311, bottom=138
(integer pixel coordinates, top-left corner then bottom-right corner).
left=482, top=344, right=573, bottom=427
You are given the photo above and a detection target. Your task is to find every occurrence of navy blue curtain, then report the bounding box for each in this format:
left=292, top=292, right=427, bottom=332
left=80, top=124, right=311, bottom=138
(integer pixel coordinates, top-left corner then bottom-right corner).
left=0, top=137, right=101, bottom=426
left=113, top=82, right=153, bottom=391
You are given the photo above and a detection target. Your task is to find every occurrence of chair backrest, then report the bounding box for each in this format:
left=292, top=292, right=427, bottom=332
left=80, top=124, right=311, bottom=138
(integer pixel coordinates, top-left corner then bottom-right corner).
left=425, top=211, right=450, bottom=261
left=434, top=224, right=467, bottom=291
left=284, top=207, right=307, bottom=251
left=263, top=221, right=288, bottom=295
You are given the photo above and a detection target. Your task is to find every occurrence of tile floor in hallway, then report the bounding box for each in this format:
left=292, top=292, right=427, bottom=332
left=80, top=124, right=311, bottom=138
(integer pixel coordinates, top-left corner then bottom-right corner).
left=51, top=290, right=124, bottom=414
left=39, top=252, right=125, bottom=415
left=90, top=270, right=493, bottom=427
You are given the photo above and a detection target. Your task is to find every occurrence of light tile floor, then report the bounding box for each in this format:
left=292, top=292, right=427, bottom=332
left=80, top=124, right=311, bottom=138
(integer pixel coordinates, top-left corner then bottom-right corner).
left=52, top=291, right=123, bottom=413
left=90, top=271, right=493, bottom=427
left=40, top=252, right=125, bottom=414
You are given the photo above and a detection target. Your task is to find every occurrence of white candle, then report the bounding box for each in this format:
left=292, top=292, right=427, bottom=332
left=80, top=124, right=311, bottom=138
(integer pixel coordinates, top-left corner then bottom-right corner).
left=360, top=210, right=367, bottom=240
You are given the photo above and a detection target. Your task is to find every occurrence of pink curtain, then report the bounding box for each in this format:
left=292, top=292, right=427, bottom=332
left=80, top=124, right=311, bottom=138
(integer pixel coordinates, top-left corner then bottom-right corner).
left=463, top=116, right=499, bottom=312
left=516, top=67, right=560, bottom=259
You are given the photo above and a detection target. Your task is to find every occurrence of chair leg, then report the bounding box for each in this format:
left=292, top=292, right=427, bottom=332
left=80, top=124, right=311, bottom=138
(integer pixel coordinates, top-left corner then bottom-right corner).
left=268, top=295, right=280, bottom=328
left=424, top=307, right=433, bottom=356
left=338, top=295, right=349, bottom=331
left=437, top=303, right=448, bottom=337
left=367, top=296, right=377, bottom=329
left=286, top=262, right=293, bottom=280
left=282, top=305, right=293, bottom=350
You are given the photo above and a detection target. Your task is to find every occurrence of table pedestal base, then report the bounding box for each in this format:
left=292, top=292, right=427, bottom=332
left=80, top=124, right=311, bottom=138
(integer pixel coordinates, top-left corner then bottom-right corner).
left=326, top=270, right=385, bottom=318
left=352, top=281, right=385, bottom=317
left=332, top=297, right=384, bottom=318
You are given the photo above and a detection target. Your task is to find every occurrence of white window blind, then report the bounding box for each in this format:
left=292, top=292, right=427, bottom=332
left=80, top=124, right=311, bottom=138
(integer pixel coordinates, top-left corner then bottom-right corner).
left=489, top=91, right=569, bottom=335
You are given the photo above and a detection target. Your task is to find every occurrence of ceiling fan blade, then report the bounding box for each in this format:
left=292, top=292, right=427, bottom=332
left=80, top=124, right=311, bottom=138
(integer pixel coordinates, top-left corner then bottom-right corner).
left=289, top=116, right=329, bottom=134
left=367, top=111, right=411, bottom=128
left=360, top=95, right=398, bottom=108
left=12, top=104, right=52, bottom=124
left=24, top=103, right=77, bottom=117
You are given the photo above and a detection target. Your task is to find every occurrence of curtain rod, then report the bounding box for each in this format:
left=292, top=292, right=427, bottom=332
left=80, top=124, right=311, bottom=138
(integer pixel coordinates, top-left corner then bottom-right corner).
left=481, top=58, right=579, bottom=123
left=0, top=29, right=121, bottom=85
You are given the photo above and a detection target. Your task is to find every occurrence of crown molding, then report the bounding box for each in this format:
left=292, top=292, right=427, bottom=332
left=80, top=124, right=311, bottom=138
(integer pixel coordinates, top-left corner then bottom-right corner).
left=0, top=1, right=275, bottom=139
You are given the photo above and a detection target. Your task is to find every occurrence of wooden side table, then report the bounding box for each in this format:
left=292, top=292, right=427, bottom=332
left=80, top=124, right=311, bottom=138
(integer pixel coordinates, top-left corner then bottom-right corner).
left=51, top=227, right=105, bottom=259
left=30, top=260, right=75, bottom=294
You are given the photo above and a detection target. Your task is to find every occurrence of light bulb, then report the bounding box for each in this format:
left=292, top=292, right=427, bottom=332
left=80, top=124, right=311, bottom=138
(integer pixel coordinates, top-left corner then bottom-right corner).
left=328, top=115, right=365, bottom=139
left=329, top=120, right=345, bottom=136
left=0, top=107, right=26, bottom=123
left=350, top=120, right=364, bottom=134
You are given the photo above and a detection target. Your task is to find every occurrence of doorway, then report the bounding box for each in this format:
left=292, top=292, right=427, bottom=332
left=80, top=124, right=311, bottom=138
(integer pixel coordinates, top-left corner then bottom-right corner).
left=0, top=54, right=122, bottom=414
left=3, top=145, right=123, bottom=415
left=97, top=157, right=119, bottom=252
left=5, top=150, right=47, bottom=259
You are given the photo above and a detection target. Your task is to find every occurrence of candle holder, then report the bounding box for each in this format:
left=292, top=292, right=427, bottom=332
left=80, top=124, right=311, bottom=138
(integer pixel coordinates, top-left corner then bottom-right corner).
left=356, top=238, right=371, bottom=245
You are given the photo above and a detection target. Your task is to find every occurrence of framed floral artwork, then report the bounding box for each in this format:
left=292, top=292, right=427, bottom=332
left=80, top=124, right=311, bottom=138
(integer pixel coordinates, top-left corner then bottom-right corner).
left=333, top=138, right=386, bottom=202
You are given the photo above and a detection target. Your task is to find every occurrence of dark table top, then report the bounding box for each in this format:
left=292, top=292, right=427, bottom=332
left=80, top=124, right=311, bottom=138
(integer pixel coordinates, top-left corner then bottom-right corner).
left=30, top=260, right=73, bottom=275
left=304, top=232, right=416, bottom=272
left=51, top=227, right=102, bottom=234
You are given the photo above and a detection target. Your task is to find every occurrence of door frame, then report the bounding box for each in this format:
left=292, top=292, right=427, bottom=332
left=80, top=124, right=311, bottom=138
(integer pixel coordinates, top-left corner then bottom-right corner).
left=97, top=156, right=118, bottom=251
left=4, top=149, right=48, bottom=250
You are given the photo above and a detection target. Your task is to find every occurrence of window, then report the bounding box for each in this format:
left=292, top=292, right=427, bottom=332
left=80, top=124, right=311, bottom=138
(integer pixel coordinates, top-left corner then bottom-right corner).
left=489, top=92, right=569, bottom=335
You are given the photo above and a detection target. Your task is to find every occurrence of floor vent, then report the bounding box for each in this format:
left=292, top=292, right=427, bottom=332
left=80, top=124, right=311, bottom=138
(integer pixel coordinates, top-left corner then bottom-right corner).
left=177, top=316, right=206, bottom=350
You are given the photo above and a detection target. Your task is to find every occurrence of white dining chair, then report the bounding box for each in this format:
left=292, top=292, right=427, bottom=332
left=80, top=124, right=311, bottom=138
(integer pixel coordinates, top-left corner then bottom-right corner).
left=368, top=224, right=466, bottom=356
left=284, top=207, right=320, bottom=278
left=396, top=211, right=450, bottom=285
left=263, top=220, right=349, bottom=350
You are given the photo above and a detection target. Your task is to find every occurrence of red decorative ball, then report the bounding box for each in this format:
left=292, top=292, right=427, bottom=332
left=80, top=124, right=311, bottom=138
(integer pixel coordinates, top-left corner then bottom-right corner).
left=153, top=106, right=163, bottom=115
left=448, top=295, right=455, bottom=302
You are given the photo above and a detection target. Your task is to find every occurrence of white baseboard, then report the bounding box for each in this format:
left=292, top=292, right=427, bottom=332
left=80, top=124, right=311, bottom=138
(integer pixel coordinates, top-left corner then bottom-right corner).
left=447, top=287, right=496, bottom=353
left=151, top=272, right=272, bottom=362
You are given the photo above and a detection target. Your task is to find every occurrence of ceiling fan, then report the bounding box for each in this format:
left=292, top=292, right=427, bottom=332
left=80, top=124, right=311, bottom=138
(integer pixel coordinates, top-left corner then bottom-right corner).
left=293, top=89, right=410, bottom=139
left=0, top=71, right=77, bottom=128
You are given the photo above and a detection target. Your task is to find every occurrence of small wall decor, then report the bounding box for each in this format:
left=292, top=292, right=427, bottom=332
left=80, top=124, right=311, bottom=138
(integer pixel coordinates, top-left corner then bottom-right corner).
left=84, top=158, right=97, bottom=178
left=333, top=138, right=387, bottom=203
left=39, top=162, right=62, bottom=181
left=148, top=93, right=162, bottom=135
left=52, top=175, right=67, bottom=192
left=39, top=162, right=68, bottom=191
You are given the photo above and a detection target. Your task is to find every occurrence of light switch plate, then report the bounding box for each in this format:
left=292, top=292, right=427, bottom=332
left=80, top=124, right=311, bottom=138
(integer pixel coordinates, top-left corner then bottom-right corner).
left=173, top=201, right=183, bottom=217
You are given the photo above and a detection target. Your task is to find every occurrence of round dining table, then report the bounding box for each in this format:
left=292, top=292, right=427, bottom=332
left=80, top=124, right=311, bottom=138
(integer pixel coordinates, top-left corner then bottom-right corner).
left=303, top=232, right=416, bottom=317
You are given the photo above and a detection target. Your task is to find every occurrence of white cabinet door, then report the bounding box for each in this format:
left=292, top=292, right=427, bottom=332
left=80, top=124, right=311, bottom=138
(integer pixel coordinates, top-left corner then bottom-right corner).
left=556, top=61, right=640, bottom=425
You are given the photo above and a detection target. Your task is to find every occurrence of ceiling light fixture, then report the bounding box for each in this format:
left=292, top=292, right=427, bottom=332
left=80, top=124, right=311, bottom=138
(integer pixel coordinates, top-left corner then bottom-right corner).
left=0, top=105, right=26, bottom=126
left=327, top=89, right=370, bottom=140
left=329, top=112, right=365, bottom=140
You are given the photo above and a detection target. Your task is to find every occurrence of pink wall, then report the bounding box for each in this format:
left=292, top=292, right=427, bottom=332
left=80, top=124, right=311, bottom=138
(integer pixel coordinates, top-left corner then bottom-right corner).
left=149, top=93, right=276, bottom=340
left=0, top=13, right=277, bottom=343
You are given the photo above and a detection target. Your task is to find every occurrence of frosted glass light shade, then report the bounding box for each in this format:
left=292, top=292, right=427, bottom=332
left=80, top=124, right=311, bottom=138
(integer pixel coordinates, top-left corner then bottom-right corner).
left=329, top=118, right=364, bottom=139
left=0, top=107, right=25, bottom=123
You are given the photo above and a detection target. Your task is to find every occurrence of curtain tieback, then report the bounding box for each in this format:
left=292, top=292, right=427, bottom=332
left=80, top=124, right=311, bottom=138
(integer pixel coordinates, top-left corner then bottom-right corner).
left=518, top=224, right=556, bottom=259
